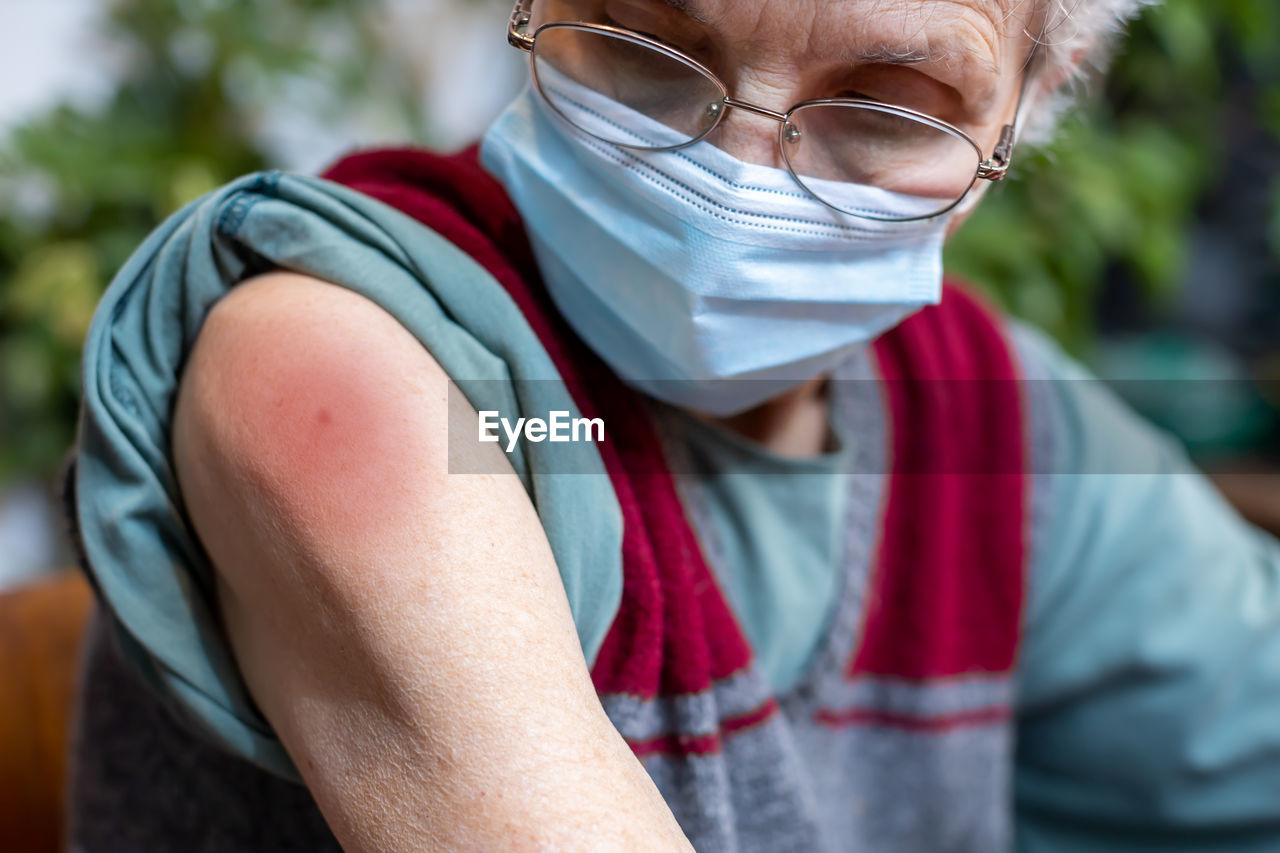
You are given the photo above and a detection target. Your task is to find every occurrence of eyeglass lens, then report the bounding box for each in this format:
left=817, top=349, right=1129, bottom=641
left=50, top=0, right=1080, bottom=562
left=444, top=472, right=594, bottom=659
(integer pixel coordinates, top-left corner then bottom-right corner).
left=531, top=24, right=982, bottom=220
left=532, top=25, right=724, bottom=149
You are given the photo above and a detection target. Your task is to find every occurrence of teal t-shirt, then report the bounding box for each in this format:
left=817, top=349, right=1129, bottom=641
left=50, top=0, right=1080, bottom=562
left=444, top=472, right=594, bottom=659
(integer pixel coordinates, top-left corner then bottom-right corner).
left=665, top=405, right=855, bottom=694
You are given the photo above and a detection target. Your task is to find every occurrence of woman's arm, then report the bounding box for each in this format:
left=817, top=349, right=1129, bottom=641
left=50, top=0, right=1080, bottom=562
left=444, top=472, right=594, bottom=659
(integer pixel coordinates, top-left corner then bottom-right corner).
left=171, top=272, right=692, bottom=852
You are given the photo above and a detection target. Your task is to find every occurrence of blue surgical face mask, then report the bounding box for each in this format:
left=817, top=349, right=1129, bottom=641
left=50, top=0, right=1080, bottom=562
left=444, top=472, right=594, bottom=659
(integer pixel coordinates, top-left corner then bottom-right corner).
left=480, top=75, right=953, bottom=416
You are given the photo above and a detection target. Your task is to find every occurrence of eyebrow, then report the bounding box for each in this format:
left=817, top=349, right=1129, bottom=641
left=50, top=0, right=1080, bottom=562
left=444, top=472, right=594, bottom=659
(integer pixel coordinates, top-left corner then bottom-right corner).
left=852, top=42, right=999, bottom=77
left=659, top=0, right=710, bottom=24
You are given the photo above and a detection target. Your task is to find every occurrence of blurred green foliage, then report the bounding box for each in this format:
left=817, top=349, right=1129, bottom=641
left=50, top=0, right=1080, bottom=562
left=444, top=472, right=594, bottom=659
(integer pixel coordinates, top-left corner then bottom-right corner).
left=1, top=0, right=1278, bottom=490
left=946, top=0, right=1280, bottom=354
left=0, top=0, right=423, bottom=486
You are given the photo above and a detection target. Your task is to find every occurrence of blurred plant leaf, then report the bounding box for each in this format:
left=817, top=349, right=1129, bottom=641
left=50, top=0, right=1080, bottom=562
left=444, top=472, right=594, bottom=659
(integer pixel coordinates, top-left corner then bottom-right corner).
left=0, top=0, right=421, bottom=487
left=947, top=0, right=1278, bottom=356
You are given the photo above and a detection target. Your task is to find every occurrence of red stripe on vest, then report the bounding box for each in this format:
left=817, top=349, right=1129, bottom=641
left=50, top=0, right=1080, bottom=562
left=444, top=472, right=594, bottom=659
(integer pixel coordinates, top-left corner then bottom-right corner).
left=813, top=704, right=1013, bottom=734
left=628, top=698, right=780, bottom=759
left=852, top=290, right=1028, bottom=680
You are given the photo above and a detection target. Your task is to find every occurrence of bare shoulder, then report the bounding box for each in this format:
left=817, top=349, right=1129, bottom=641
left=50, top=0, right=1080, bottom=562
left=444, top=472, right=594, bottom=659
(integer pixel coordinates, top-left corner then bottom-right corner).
left=177, top=271, right=449, bottom=544
left=170, top=267, right=570, bottom=703
left=174, top=270, right=528, bottom=564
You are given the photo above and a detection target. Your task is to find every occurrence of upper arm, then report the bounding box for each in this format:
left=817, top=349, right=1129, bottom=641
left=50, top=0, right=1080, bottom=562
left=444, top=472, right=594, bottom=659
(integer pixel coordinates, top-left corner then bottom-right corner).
left=172, top=271, right=689, bottom=852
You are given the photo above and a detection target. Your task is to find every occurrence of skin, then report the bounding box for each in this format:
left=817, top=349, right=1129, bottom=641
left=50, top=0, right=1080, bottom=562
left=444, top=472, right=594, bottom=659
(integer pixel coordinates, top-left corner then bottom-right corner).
left=171, top=1, right=1066, bottom=849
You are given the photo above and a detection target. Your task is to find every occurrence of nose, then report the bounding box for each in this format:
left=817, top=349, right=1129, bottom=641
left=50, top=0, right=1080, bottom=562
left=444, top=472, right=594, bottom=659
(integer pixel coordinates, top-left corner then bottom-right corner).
left=704, top=78, right=794, bottom=170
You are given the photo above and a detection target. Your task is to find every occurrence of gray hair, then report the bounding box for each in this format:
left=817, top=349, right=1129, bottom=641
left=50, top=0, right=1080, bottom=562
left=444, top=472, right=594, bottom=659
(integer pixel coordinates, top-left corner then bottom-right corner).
left=1021, top=0, right=1160, bottom=143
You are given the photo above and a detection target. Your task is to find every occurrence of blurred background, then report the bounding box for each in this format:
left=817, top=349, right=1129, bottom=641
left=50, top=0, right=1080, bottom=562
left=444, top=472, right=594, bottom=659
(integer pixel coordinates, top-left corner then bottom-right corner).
left=0, top=0, right=1278, bottom=590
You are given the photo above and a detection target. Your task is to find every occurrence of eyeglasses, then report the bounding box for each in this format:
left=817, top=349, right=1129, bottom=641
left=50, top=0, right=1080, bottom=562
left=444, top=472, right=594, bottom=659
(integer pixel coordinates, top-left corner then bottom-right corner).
left=505, top=0, right=1033, bottom=222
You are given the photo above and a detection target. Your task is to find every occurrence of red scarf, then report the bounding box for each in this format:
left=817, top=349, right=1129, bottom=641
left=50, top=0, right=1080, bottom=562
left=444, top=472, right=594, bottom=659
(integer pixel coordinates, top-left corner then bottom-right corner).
left=322, top=146, right=1027, bottom=707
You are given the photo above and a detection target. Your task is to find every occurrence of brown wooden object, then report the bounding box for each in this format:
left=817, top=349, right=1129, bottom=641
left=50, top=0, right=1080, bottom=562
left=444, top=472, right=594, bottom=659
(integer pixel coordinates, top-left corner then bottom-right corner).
left=0, top=571, right=94, bottom=853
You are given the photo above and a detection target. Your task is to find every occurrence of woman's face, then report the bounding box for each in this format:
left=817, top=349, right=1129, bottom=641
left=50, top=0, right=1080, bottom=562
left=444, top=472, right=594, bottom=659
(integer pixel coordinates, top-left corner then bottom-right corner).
left=531, top=0, right=1038, bottom=174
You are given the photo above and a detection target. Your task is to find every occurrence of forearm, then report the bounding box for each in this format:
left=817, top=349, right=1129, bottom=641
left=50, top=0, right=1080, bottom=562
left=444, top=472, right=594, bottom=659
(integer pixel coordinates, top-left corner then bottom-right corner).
left=215, top=570, right=688, bottom=853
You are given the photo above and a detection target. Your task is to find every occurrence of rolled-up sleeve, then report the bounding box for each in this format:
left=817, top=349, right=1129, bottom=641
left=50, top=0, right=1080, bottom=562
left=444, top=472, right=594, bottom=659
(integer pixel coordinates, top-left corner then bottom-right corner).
left=1011, top=323, right=1280, bottom=851
left=72, top=170, right=624, bottom=782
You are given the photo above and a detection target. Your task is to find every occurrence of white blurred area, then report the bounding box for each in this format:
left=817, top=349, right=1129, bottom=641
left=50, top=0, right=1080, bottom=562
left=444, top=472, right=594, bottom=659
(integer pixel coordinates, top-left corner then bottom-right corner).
left=253, top=0, right=527, bottom=171
left=0, top=482, right=64, bottom=590
left=0, top=0, right=525, bottom=167
left=0, top=0, right=525, bottom=590
left=0, top=0, right=118, bottom=133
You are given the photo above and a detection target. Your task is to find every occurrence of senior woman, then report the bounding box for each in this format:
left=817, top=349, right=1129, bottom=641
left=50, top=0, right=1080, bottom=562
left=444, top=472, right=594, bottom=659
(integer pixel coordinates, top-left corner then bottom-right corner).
left=63, top=0, right=1280, bottom=850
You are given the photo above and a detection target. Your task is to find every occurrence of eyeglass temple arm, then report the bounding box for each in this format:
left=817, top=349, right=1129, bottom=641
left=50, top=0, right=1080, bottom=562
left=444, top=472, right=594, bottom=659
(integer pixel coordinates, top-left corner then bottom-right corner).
left=509, top=0, right=536, bottom=50
left=977, top=125, right=1016, bottom=181
left=977, top=41, right=1039, bottom=182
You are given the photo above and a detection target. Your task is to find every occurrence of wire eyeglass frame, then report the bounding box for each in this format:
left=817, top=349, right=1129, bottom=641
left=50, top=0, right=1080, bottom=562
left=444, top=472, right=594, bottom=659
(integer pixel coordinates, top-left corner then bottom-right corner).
left=505, top=0, right=1035, bottom=222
